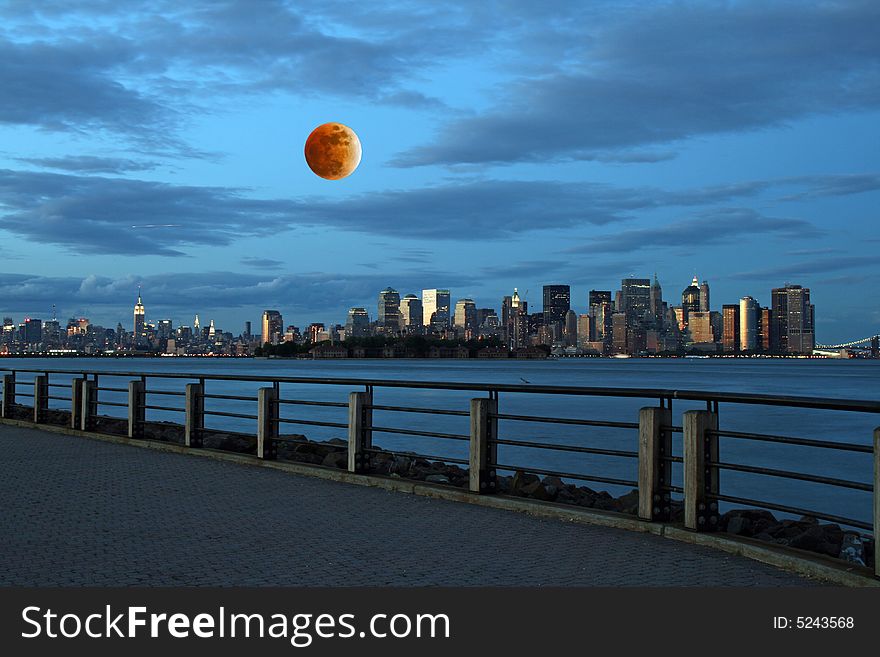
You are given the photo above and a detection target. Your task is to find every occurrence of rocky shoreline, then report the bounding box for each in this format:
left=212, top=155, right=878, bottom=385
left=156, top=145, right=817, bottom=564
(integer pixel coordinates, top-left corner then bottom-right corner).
left=16, top=406, right=875, bottom=570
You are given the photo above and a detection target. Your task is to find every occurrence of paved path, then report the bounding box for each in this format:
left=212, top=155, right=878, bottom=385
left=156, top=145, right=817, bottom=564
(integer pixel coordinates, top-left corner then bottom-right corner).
left=0, top=425, right=817, bottom=586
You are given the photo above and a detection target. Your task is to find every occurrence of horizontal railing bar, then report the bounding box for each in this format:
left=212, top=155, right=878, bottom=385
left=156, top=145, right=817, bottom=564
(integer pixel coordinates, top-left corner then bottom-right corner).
left=662, top=455, right=684, bottom=463
left=202, top=410, right=258, bottom=420
left=145, top=389, right=186, bottom=397
left=661, top=485, right=684, bottom=493
left=143, top=404, right=185, bottom=413
left=96, top=401, right=127, bottom=408
left=709, top=493, right=872, bottom=531
left=3, top=367, right=877, bottom=412
left=367, top=425, right=470, bottom=442
left=197, top=428, right=256, bottom=441
left=96, top=386, right=128, bottom=393
left=203, top=393, right=258, bottom=402
left=711, top=461, right=872, bottom=492
left=491, top=463, right=637, bottom=488
left=278, top=399, right=349, bottom=408
left=493, top=413, right=639, bottom=429
left=46, top=395, right=69, bottom=401
left=492, top=437, right=638, bottom=458
left=47, top=383, right=73, bottom=389
left=662, top=425, right=683, bottom=433
left=15, top=393, right=35, bottom=398
left=365, top=448, right=469, bottom=466
left=275, top=418, right=348, bottom=429
left=708, top=429, right=872, bottom=453
left=368, top=404, right=469, bottom=417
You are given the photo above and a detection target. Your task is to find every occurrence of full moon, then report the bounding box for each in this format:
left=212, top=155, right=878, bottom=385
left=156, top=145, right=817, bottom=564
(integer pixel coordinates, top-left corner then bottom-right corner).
left=304, top=122, right=362, bottom=180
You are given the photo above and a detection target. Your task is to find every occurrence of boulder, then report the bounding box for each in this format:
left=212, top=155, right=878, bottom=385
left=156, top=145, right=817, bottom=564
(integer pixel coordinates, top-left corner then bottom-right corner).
left=321, top=451, right=348, bottom=469
left=425, top=474, right=450, bottom=485
left=616, top=489, right=640, bottom=515
left=726, top=517, right=753, bottom=536
left=521, top=480, right=553, bottom=501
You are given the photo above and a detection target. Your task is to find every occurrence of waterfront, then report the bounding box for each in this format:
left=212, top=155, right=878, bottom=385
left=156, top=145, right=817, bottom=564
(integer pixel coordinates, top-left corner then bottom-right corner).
left=3, top=357, right=877, bottom=529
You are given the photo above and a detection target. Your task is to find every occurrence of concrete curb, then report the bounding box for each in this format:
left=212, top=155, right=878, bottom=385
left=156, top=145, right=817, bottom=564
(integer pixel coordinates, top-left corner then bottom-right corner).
left=2, top=417, right=876, bottom=587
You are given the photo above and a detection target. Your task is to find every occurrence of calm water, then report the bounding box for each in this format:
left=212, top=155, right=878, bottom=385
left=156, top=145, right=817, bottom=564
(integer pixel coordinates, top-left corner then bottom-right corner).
left=3, top=357, right=878, bottom=528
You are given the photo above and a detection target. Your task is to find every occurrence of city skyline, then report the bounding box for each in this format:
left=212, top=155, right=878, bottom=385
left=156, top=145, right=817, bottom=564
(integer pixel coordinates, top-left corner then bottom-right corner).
left=0, top=2, right=878, bottom=343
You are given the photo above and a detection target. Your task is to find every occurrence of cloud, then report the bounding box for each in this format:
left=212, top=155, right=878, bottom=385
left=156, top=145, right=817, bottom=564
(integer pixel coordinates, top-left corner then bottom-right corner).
left=729, top=255, right=878, bottom=281
left=16, top=156, right=161, bottom=174
left=239, top=257, right=285, bottom=270
left=391, top=1, right=880, bottom=166
left=565, top=209, right=823, bottom=254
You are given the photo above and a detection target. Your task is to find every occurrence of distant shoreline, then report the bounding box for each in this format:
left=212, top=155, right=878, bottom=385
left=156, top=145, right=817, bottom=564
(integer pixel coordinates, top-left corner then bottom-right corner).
left=0, top=353, right=867, bottom=361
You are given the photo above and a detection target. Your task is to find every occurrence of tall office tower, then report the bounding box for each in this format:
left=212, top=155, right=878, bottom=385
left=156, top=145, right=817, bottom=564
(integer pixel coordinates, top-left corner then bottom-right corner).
left=594, top=301, right=613, bottom=343
left=739, top=296, right=758, bottom=351
left=700, top=280, right=711, bottom=312
left=476, top=308, right=494, bottom=328
left=563, top=309, right=578, bottom=346
left=710, top=311, right=723, bottom=343
left=688, top=311, right=714, bottom=344
left=193, top=314, right=201, bottom=335
left=771, top=284, right=814, bottom=354
left=722, top=304, right=740, bottom=352
left=422, top=289, right=451, bottom=331
left=542, top=285, right=571, bottom=336
left=345, top=307, right=371, bottom=338
left=42, top=319, right=61, bottom=347
left=501, top=295, right=513, bottom=344
left=576, top=314, right=592, bottom=349
left=23, top=318, right=42, bottom=345
left=649, top=274, right=664, bottom=327
left=208, top=319, right=216, bottom=339
left=620, top=279, right=651, bottom=324
left=261, top=310, right=283, bottom=345
left=307, top=323, right=326, bottom=343
left=399, top=294, right=423, bottom=332
left=133, top=288, right=145, bottom=346
left=453, top=298, right=477, bottom=331
left=611, top=312, right=628, bottom=354
left=503, top=289, right=528, bottom=348
left=157, top=319, right=173, bottom=340
left=244, top=321, right=252, bottom=339
left=589, top=290, right=612, bottom=341
left=757, top=307, right=772, bottom=352
left=376, top=287, right=401, bottom=334
left=681, top=276, right=701, bottom=323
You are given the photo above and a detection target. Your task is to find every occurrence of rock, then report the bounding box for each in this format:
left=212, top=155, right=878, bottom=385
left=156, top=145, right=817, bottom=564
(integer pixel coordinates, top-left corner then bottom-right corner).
left=726, top=517, right=753, bottom=536
left=719, top=508, right=777, bottom=531
left=789, top=525, right=837, bottom=553
left=327, top=438, right=347, bottom=446
left=425, top=474, right=450, bottom=484
left=521, top=480, right=553, bottom=501
left=321, top=452, right=347, bottom=469
left=798, top=515, right=819, bottom=525
left=617, top=489, right=640, bottom=515
left=510, top=471, right=540, bottom=495
left=839, top=533, right=866, bottom=566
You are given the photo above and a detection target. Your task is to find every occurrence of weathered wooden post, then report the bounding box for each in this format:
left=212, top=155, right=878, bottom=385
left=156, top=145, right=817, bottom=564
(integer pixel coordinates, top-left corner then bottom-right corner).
left=347, top=391, right=372, bottom=473
left=70, top=377, right=85, bottom=429
left=874, top=427, right=879, bottom=578
left=128, top=380, right=145, bottom=439
left=185, top=383, right=204, bottom=447
left=1, top=372, right=15, bottom=418
left=469, top=397, right=498, bottom=493
left=80, top=379, right=97, bottom=431
left=33, top=374, right=49, bottom=423
left=256, top=386, right=278, bottom=459
left=638, top=406, right=672, bottom=520
left=683, top=409, right=719, bottom=531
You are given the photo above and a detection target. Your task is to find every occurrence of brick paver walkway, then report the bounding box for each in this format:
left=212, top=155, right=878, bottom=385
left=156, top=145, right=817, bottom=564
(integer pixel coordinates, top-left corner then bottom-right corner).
left=0, top=425, right=816, bottom=586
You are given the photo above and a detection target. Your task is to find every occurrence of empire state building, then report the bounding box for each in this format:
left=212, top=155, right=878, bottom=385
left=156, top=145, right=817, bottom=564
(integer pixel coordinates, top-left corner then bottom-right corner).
left=133, top=288, right=145, bottom=346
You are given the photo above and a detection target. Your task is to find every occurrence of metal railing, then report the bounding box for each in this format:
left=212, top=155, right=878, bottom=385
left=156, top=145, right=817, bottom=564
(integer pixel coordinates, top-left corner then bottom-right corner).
left=0, top=366, right=877, bottom=576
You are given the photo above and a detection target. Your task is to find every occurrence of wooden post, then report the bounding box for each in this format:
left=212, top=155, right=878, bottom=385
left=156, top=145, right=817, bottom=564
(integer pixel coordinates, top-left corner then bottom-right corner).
left=874, top=427, right=879, bottom=578
left=257, top=386, right=278, bottom=459
left=33, top=374, right=49, bottom=423
left=638, top=406, right=672, bottom=520
left=347, top=391, right=372, bottom=473
left=1, top=372, right=15, bottom=418
left=80, top=379, right=97, bottom=431
left=684, top=409, right=719, bottom=531
left=70, top=377, right=85, bottom=429
left=469, top=397, right=498, bottom=493
left=185, top=383, right=204, bottom=447
left=128, top=380, right=145, bottom=438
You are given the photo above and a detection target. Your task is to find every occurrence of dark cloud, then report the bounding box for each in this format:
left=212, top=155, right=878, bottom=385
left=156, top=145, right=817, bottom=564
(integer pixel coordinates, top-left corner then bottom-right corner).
left=239, top=257, right=285, bottom=270
left=391, top=1, right=880, bottom=166
left=729, top=255, right=877, bottom=281
left=565, top=209, right=823, bottom=254
left=16, top=155, right=161, bottom=174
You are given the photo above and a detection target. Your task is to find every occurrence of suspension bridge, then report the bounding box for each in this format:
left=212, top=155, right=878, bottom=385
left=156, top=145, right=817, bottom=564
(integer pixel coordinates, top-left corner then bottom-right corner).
left=816, top=334, right=879, bottom=349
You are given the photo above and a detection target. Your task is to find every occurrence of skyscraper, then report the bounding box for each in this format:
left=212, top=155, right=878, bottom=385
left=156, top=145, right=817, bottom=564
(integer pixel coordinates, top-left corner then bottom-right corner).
left=261, top=310, right=283, bottom=345
left=620, top=278, right=651, bottom=323
left=722, top=304, right=739, bottom=352
left=422, top=289, right=451, bottom=331
left=739, top=296, right=758, bottom=351
left=681, top=276, right=701, bottom=323
left=399, top=294, right=423, bottom=333
left=771, top=284, right=814, bottom=354
left=377, top=287, right=401, bottom=334
left=699, top=280, right=711, bottom=312
left=453, top=298, right=477, bottom=332
left=345, top=307, right=370, bottom=338
left=563, top=309, right=578, bottom=347
left=542, top=285, right=571, bottom=337
left=649, top=274, right=664, bottom=327
left=133, top=288, right=145, bottom=346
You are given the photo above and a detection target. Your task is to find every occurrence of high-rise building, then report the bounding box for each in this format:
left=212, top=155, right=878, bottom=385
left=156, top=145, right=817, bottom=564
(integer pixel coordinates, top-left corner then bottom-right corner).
left=422, top=289, right=451, bottom=331
left=681, top=276, right=701, bottom=324
left=157, top=319, right=173, bottom=340
left=345, top=307, right=370, bottom=339
left=261, top=310, right=283, bottom=345
left=649, top=274, right=664, bottom=327
left=133, top=288, right=145, bottom=346
left=739, top=296, right=758, bottom=351
left=542, top=285, right=571, bottom=337
left=576, top=314, right=592, bottom=349
left=699, top=280, right=711, bottom=312
left=589, top=290, right=612, bottom=341
left=771, top=284, right=814, bottom=354
left=688, top=311, right=714, bottom=344
left=620, top=278, right=651, bottom=324
left=612, top=312, right=628, bottom=354
left=504, top=289, right=528, bottom=348
left=758, top=307, right=772, bottom=352
left=722, top=304, right=740, bottom=352
left=563, top=309, right=578, bottom=347
left=399, top=294, right=423, bottom=333
left=244, top=321, right=252, bottom=340
left=377, top=287, right=401, bottom=334
left=23, top=318, right=42, bottom=345
left=453, top=298, right=477, bottom=332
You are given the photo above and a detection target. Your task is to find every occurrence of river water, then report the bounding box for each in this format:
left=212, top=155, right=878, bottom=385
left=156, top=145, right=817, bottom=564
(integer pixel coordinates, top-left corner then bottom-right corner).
left=3, top=357, right=877, bottom=528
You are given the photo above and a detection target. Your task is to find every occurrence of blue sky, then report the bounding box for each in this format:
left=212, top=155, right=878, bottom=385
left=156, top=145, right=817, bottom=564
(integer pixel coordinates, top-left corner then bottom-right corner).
left=0, top=0, right=877, bottom=342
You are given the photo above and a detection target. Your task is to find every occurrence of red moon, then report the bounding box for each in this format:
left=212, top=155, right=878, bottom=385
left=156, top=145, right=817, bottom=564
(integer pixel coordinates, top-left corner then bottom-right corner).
left=304, top=122, right=362, bottom=180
